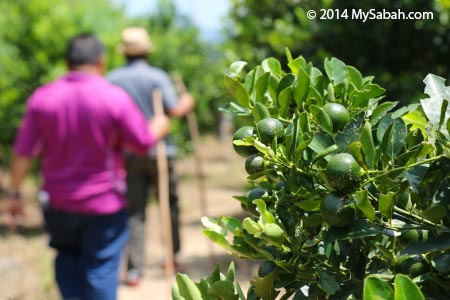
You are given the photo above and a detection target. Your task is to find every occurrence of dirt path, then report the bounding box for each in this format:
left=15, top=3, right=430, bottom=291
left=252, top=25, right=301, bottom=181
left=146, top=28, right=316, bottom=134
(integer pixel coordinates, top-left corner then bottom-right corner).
left=118, top=136, right=255, bottom=300
left=0, top=136, right=257, bottom=300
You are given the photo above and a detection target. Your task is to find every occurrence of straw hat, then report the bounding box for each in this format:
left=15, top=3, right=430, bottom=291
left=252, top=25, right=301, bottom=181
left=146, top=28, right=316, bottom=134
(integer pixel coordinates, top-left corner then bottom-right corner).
left=118, top=27, right=154, bottom=55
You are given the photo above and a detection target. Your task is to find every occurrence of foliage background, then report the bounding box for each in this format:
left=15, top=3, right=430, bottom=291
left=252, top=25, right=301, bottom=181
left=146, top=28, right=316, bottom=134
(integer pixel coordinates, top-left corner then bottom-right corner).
left=1, top=0, right=449, bottom=159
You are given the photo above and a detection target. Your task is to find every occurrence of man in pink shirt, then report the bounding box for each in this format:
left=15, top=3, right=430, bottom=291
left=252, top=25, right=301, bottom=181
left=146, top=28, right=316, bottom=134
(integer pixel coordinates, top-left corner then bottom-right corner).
left=4, top=33, right=169, bottom=300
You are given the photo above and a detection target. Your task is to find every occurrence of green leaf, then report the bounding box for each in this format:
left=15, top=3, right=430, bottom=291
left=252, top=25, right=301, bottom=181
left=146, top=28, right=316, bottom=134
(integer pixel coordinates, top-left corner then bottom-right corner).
left=325, top=219, right=384, bottom=242
left=308, top=129, right=335, bottom=155
left=310, top=105, right=333, bottom=133
left=224, top=74, right=250, bottom=108
left=447, top=118, right=450, bottom=136
left=402, top=232, right=450, bottom=255
left=380, top=118, right=408, bottom=159
left=255, top=72, right=271, bottom=103
left=293, top=68, right=310, bottom=107
left=295, top=198, right=321, bottom=211
left=243, top=217, right=262, bottom=234
left=394, top=274, right=424, bottom=300
left=219, top=102, right=250, bottom=116
left=335, top=111, right=365, bottom=152
left=209, top=264, right=222, bottom=285
left=176, top=273, right=203, bottom=300
left=253, top=101, right=271, bottom=122
left=317, top=268, right=340, bottom=295
left=421, top=205, right=446, bottom=223
left=285, top=47, right=293, bottom=63
left=432, top=254, right=450, bottom=274
left=254, top=199, right=276, bottom=224
left=402, top=107, right=428, bottom=137
left=420, top=74, right=450, bottom=131
left=355, top=190, right=376, bottom=221
left=363, top=276, right=394, bottom=300
left=307, top=86, right=323, bottom=105
left=278, top=87, right=292, bottom=112
left=251, top=272, right=280, bottom=300
left=360, top=122, right=376, bottom=169
left=324, top=57, right=348, bottom=85
left=262, top=57, right=283, bottom=76
left=287, top=55, right=307, bottom=74
left=349, top=141, right=367, bottom=169
left=229, top=61, right=248, bottom=79
left=277, top=74, right=295, bottom=94
left=376, top=114, right=393, bottom=143
left=370, top=101, right=398, bottom=126
left=196, top=279, right=210, bottom=299
left=208, top=281, right=239, bottom=300
left=172, top=284, right=186, bottom=300
left=352, top=84, right=386, bottom=108
left=310, top=67, right=325, bottom=92
left=311, top=144, right=338, bottom=163
left=226, top=261, right=236, bottom=282
left=379, top=192, right=395, bottom=219
left=347, top=65, right=363, bottom=89
left=277, top=74, right=293, bottom=111
left=406, top=165, right=428, bottom=193
left=222, top=217, right=244, bottom=236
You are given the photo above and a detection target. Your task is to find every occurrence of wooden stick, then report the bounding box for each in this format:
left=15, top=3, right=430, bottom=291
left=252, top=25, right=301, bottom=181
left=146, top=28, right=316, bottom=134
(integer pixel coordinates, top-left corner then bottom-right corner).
left=171, top=73, right=216, bottom=266
left=152, top=89, right=175, bottom=285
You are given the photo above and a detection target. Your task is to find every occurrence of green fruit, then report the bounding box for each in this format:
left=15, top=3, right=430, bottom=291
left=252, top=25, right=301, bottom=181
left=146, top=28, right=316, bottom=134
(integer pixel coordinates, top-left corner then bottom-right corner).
left=401, top=229, right=429, bottom=242
left=322, top=103, right=350, bottom=132
left=396, top=254, right=430, bottom=277
left=256, top=118, right=285, bottom=144
left=246, top=187, right=268, bottom=201
left=242, top=187, right=267, bottom=216
left=258, top=261, right=278, bottom=277
left=233, top=126, right=257, bottom=157
left=245, top=154, right=265, bottom=175
left=325, top=153, right=362, bottom=192
left=320, top=193, right=356, bottom=227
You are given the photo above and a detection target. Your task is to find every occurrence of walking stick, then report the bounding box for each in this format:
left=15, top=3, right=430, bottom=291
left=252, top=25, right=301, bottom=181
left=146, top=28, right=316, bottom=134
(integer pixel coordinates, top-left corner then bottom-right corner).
left=171, top=73, right=216, bottom=266
left=152, top=89, right=175, bottom=286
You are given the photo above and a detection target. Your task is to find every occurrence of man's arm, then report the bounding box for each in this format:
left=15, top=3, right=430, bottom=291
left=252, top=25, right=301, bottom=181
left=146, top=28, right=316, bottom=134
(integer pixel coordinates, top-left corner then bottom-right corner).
left=167, top=92, right=195, bottom=118
left=4, top=154, right=33, bottom=229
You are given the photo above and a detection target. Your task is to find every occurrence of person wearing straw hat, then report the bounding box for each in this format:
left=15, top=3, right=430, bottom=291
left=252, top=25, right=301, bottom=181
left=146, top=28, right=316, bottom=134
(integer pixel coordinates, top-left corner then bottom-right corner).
left=107, top=27, right=195, bottom=286
left=6, top=33, right=170, bottom=300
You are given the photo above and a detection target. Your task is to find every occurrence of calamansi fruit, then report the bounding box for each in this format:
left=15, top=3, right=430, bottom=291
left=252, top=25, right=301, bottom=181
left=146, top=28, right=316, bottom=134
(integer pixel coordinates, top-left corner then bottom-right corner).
left=396, top=254, right=430, bottom=278
left=245, top=154, right=265, bottom=175
left=256, top=118, right=284, bottom=144
left=322, top=103, right=350, bottom=132
left=233, top=126, right=257, bottom=157
left=401, top=229, right=429, bottom=242
left=320, top=192, right=355, bottom=227
left=325, top=153, right=361, bottom=193
left=258, top=260, right=278, bottom=277
left=246, top=187, right=268, bottom=201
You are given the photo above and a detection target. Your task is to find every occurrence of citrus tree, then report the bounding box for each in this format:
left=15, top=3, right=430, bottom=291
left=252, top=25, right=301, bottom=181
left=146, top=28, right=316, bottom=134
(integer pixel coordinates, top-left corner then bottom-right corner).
left=172, top=50, right=450, bottom=300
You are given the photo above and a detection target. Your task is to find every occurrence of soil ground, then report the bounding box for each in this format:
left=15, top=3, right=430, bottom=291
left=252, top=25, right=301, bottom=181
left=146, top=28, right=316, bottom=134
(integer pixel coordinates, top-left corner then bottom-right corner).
left=0, top=136, right=258, bottom=300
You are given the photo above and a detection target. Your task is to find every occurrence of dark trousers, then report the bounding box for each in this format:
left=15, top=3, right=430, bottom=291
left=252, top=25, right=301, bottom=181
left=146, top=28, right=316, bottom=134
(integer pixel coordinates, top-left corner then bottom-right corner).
left=43, top=208, right=129, bottom=300
left=125, top=156, right=180, bottom=274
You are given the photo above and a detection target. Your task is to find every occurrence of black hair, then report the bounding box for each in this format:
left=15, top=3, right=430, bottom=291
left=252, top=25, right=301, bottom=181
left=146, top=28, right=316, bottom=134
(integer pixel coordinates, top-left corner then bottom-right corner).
left=65, top=33, right=104, bottom=67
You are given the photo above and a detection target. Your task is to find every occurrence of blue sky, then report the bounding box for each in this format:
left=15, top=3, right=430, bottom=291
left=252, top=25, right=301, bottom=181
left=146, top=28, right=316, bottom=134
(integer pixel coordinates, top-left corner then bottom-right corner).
left=112, top=0, right=231, bottom=41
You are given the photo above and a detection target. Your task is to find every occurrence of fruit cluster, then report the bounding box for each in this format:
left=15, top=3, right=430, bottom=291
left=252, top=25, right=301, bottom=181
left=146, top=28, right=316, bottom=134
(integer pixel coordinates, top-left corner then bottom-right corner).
left=202, top=52, right=450, bottom=300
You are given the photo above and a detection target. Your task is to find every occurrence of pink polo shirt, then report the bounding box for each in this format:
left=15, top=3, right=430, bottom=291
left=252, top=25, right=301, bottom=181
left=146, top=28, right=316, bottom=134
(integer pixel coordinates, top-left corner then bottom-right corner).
left=13, top=71, right=156, bottom=214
